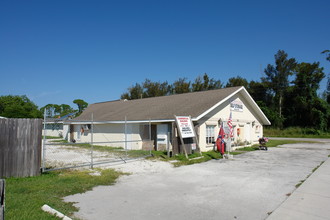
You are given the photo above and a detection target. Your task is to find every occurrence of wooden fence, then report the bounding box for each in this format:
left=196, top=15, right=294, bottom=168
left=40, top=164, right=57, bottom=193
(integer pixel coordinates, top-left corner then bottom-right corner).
left=0, top=118, right=43, bottom=178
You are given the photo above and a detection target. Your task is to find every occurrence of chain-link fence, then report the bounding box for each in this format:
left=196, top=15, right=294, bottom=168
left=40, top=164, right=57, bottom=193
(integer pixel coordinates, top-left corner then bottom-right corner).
left=42, top=112, right=153, bottom=172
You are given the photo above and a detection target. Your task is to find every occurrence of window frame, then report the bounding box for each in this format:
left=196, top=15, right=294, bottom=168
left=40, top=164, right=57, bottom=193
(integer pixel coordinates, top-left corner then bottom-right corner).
left=206, top=125, right=216, bottom=145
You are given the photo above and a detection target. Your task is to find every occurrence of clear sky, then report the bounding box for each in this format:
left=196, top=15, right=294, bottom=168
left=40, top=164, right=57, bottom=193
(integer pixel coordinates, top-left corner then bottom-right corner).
left=1, top=0, right=329, bottom=108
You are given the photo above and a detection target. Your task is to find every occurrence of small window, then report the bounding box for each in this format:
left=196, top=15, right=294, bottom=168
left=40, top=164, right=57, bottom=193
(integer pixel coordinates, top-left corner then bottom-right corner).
left=206, top=125, right=216, bottom=144
left=83, top=124, right=91, bottom=130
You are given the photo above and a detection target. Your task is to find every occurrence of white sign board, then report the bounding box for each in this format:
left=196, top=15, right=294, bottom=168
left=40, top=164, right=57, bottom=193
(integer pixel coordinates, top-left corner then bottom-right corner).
left=175, top=116, right=195, bottom=138
left=230, top=99, right=243, bottom=112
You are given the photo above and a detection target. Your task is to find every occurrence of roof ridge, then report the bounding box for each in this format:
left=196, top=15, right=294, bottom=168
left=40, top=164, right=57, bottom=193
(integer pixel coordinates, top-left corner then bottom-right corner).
left=73, top=86, right=270, bottom=125
left=92, top=86, right=243, bottom=105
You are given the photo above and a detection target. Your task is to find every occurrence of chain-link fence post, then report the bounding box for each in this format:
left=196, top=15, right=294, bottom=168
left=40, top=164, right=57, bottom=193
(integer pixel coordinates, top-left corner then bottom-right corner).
left=149, top=119, right=152, bottom=156
left=42, top=109, right=47, bottom=172
left=90, top=113, right=94, bottom=169
left=124, top=116, right=127, bottom=159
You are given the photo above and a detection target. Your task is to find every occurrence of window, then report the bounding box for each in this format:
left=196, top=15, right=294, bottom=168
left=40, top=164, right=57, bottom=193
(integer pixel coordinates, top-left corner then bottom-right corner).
left=206, top=125, right=216, bottom=144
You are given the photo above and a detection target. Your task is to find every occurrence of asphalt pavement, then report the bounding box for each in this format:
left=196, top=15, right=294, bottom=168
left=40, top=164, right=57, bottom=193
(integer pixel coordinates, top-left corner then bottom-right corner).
left=64, top=141, right=330, bottom=220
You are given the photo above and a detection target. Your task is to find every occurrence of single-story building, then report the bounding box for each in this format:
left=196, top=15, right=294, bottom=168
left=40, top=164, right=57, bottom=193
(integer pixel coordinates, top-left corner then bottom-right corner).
left=43, top=113, right=76, bottom=139
left=67, top=86, right=271, bottom=152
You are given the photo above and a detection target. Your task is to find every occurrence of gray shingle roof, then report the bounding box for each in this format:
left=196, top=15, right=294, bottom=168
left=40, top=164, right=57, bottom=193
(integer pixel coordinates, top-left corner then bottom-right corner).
left=75, top=87, right=245, bottom=122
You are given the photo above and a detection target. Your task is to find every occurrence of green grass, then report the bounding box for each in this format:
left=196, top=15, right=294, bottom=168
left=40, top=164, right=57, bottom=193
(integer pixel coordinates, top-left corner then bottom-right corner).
left=295, top=180, right=304, bottom=188
left=48, top=141, right=151, bottom=158
left=71, top=143, right=123, bottom=152
left=264, top=127, right=330, bottom=138
left=312, top=161, right=325, bottom=173
left=45, top=136, right=62, bottom=139
left=147, top=151, right=223, bottom=167
left=147, top=139, right=319, bottom=166
left=171, top=151, right=223, bottom=167
left=149, top=150, right=256, bottom=167
left=80, top=145, right=151, bottom=158
left=49, top=139, right=68, bottom=143
left=5, top=169, right=124, bottom=220
left=296, top=161, right=325, bottom=188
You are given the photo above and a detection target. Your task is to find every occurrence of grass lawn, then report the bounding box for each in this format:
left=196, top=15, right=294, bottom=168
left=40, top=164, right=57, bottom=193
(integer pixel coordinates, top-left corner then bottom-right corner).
left=264, top=127, right=330, bottom=138
left=5, top=169, right=124, bottom=220
left=45, top=136, right=62, bottom=139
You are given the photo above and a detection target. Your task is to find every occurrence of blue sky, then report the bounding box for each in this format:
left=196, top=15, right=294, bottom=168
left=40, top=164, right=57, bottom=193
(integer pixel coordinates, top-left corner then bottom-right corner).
left=1, top=0, right=329, bottom=108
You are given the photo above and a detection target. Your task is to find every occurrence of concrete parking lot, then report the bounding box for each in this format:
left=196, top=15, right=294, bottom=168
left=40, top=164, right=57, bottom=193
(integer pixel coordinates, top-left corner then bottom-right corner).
left=65, top=141, right=330, bottom=220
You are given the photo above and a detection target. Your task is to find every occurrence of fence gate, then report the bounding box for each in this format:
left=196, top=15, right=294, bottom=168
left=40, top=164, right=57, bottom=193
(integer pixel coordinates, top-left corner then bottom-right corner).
left=41, top=112, right=152, bottom=172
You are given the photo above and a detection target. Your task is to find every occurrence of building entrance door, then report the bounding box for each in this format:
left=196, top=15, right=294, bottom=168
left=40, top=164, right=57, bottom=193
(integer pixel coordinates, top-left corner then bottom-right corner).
left=157, top=124, right=168, bottom=151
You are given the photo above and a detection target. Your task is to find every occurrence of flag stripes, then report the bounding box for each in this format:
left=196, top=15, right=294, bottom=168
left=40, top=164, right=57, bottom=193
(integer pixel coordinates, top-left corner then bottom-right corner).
left=227, top=112, right=233, bottom=137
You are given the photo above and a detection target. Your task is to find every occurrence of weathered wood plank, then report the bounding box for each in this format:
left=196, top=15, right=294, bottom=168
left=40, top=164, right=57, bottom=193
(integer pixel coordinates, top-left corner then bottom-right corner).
left=0, top=118, right=42, bottom=178
left=171, top=122, right=179, bottom=155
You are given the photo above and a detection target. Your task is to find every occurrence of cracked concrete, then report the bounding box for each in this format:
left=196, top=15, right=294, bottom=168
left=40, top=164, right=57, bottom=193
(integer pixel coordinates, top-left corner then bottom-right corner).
left=64, top=142, right=330, bottom=220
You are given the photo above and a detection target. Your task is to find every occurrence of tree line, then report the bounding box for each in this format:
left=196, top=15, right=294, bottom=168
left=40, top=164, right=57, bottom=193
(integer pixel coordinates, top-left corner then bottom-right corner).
left=120, top=73, right=223, bottom=100
left=121, top=50, right=330, bottom=131
left=1, top=49, right=329, bottom=131
left=0, top=96, right=88, bottom=119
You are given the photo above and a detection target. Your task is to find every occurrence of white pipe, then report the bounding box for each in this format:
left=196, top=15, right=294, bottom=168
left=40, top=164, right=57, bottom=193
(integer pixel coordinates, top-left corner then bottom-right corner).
left=41, top=204, right=72, bottom=220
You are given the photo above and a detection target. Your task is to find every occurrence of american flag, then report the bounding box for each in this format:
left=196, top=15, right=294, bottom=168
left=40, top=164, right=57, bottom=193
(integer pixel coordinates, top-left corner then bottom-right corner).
left=227, top=112, right=233, bottom=137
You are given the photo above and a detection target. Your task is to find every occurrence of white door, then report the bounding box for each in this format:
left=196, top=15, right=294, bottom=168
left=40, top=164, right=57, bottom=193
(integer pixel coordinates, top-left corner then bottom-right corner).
left=157, top=124, right=168, bottom=150
left=245, top=123, right=251, bottom=144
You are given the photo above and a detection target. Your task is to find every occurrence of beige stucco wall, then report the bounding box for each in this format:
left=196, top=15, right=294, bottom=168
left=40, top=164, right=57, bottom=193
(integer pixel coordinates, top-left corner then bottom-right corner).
left=72, top=123, right=143, bottom=150
left=42, top=123, right=69, bottom=139
left=198, top=92, right=264, bottom=152
left=43, top=128, right=62, bottom=137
